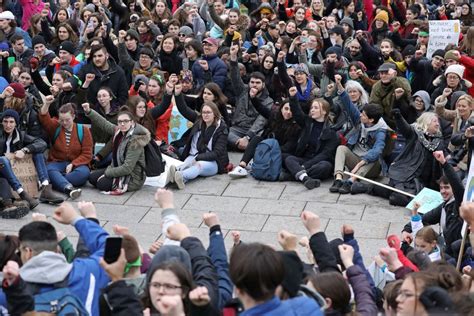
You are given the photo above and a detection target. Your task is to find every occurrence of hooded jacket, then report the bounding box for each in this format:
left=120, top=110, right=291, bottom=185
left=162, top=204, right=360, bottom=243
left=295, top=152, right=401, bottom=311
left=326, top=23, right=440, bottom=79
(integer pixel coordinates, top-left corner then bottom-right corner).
left=396, top=90, right=432, bottom=124
left=229, top=60, right=274, bottom=138
left=77, top=58, right=129, bottom=106
left=117, top=42, right=162, bottom=86
left=4, top=218, right=109, bottom=316
left=86, top=109, right=150, bottom=192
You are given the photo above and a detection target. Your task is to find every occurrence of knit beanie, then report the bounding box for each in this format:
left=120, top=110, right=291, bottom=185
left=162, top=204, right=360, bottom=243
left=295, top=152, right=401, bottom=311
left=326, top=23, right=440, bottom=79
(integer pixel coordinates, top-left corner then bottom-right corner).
left=374, top=10, right=389, bottom=24
left=32, top=35, right=46, bottom=48
left=402, top=45, right=416, bottom=58
left=325, top=45, right=342, bottom=58
left=445, top=64, right=465, bottom=79
left=8, top=82, right=26, bottom=99
left=444, top=50, right=460, bottom=61
left=179, top=26, right=193, bottom=36
left=432, top=49, right=445, bottom=59
left=340, top=17, right=354, bottom=29
left=139, top=45, right=154, bottom=58
left=58, top=40, right=75, bottom=55
left=292, top=63, right=310, bottom=75
left=126, top=29, right=139, bottom=42
left=2, top=109, right=20, bottom=125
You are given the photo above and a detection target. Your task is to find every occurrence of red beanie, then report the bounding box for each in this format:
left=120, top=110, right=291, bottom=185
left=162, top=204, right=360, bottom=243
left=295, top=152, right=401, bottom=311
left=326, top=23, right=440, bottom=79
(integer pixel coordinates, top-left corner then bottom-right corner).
left=9, top=83, right=26, bottom=99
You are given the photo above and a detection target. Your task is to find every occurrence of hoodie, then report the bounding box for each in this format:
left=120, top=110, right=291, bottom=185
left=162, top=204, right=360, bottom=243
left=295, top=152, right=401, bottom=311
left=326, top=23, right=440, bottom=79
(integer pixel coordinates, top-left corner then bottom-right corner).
left=352, top=117, right=390, bottom=160
left=413, top=90, right=431, bottom=111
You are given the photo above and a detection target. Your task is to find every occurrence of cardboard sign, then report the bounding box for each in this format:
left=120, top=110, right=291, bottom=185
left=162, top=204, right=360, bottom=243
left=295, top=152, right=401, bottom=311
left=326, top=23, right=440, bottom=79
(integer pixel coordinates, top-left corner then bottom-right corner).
left=7, top=154, right=39, bottom=198
left=406, top=187, right=444, bottom=215
left=427, top=20, right=460, bottom=59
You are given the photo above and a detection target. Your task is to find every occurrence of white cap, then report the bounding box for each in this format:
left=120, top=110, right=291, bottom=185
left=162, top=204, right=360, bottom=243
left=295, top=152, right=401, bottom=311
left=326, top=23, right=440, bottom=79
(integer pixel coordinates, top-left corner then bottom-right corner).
left=0, top=11, right=15, bottom=20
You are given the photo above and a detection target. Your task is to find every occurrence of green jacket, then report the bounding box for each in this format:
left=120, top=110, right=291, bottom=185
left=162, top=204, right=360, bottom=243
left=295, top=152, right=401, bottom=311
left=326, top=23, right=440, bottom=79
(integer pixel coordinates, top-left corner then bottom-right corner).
left=86, top=109, right=151, bottom=192
left=370, top=76, right=412, bottom=129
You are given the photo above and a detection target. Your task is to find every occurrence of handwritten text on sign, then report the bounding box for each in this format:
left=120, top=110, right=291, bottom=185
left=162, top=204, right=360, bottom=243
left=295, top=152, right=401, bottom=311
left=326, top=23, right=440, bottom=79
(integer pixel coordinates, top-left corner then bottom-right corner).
left=427, top=20, right=460, bottom=59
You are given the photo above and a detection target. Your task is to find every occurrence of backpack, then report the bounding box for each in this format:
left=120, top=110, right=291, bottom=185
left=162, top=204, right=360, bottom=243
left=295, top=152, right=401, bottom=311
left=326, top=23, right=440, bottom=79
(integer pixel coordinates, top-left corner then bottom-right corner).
left=53, top=124, right=84, bottom=145
left=251, top=138, right=282, bottom=181
left=143, top=140, right=165, bottom=177
left=34, top=286, right=89, bottom=315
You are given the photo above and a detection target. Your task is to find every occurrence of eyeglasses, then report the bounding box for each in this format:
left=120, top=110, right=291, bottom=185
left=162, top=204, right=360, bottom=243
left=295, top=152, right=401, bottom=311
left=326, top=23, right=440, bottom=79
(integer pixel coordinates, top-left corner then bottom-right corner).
left=397, top=291, right=416, bottom=301
left=447, top=74, right=460, bottom=80
left=117, top=119, right=132, bottom=125
left=150, top=282, right=182, bottom=291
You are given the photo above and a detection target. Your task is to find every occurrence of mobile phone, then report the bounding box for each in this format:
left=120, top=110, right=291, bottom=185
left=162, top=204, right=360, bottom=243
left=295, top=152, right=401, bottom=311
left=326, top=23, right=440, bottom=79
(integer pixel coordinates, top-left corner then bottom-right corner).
left=104, top=236, right=122, bottom=264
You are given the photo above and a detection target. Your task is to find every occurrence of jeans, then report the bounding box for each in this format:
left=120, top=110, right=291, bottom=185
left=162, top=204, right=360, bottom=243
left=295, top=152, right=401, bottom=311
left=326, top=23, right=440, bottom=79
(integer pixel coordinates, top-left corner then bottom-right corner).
left=47, top=161, right=90, bottom=192
left=0, top=156, right=22, bottom=191
left=32, top=153, right=49, bottom=183
left=179, top=156, right=218, bottom=182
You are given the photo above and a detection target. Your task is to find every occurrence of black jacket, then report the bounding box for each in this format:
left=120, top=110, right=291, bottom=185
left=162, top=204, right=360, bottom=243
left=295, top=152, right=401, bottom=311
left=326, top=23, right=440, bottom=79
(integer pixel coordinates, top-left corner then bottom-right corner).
left=0, top=128, right=47, bottom=155
left=77, top=59, right=129, bottom=106
left=402, top=162, right=464, bottom=254
left=408, top=57, right=444, bottom=94
left=289, top=96, right=339, bottom=165
left=175, top=94, right=229, bottom=173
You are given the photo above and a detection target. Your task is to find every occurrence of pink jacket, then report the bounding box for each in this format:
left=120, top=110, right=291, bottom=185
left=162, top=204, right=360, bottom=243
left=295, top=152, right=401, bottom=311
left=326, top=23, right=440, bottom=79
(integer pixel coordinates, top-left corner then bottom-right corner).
left=20, top=0, right=45, bottom=31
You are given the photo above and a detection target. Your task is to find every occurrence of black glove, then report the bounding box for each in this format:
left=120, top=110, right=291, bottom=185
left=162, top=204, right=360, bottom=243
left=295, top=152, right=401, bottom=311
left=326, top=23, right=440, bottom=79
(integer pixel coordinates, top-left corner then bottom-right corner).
left=133, top=79, right=143, bottom=92
left=391, top=108, right=401, bottom=118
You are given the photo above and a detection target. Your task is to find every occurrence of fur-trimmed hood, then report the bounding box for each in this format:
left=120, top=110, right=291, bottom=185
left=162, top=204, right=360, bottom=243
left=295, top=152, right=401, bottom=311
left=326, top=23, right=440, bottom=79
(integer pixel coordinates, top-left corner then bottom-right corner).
left=113, top=123, right=151, bottom=150
left=223, top=14, right=250, bottom=34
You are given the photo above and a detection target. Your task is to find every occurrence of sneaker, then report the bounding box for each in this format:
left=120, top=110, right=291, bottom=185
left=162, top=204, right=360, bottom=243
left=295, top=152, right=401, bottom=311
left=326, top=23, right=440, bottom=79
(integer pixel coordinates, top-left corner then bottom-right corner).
left=229, top=166, right=248, bottom=179
left=65, top=185, right=82, bottom=200
left=351, top=182, right=368, bottom=195
left=279, top=170, right=293, bottom=181
left=167, top=165, right=176, bottom=184
left=329, top=179, right=343, bottom=193
left=302, top=176, right=320, bottom=190
left=1, top=205, right=29, bottom=219
left=39, top=184, right=64, bottom=204
left=338, top=181, right=352, bottom=194
left=174, top=171, right=185, bottom=190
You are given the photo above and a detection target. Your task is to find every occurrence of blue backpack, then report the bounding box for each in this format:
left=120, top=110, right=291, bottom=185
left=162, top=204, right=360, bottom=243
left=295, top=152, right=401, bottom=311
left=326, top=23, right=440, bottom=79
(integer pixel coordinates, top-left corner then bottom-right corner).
left=34, top=286, right=88, bottom=315
left=251, top=138, right=282, bottom=181
left=53, top=124, right=84, bottom=145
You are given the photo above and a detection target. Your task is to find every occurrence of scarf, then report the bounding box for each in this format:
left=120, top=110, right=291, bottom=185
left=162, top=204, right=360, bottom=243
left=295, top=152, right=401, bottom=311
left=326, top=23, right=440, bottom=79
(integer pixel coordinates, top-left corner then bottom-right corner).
left=296, top=79, right=313, bottom=101
left=413, top=127, right=442, bottom=152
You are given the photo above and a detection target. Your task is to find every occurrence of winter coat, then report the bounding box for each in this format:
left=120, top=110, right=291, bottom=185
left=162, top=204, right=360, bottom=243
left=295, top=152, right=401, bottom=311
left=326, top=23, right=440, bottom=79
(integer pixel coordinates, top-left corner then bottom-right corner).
left=402, top=162, right=464, bottom=255
left=369, top=76, right=412, bottom=129
left=431, top=79, right=470, bottom=107
left=289, top=96, right=339, bottom=164
left=229, top=60, right=274, bottom=138
left=339, top=90, right=388, bottom=164
left=118, top=42, right=161, bottom=86
left=33, top=49, right=56, bottom=72
left=192, top=54, right=227, bottom=91
left=99, top=280, right=144, bottom=316
left=208, top=3, right=250, bottom=39
left=2, top=219, right=110, bottom=316
left=77, top=59, right=129, bottom=106
left=86, top=109, right=150, bottom=192
left=0, top=128, right=46, bottom=155
left=408, top=57, right=444, bottom=93
left=346, top=265, right=378, bottom=316
left=8, top=47, right=34, bottom=68
left=4, top=27, right=32, bottom=48
left=458, top=55, right=474, bottom=97
left=175, top=94, right=229, bottom=173
left=388, top=110, right=443, bottom=185
left=240, top=296, right=322, bottom=316
left=303, top=56, right=349, bottom=98
left=395, top=90, right=431, bottom=124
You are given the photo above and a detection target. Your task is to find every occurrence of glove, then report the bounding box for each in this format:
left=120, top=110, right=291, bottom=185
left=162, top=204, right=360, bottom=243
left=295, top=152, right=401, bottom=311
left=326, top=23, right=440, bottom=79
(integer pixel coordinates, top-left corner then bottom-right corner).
left=391, top=108, right=401, bottom=118
left=133, top=79, right=142, bottom=91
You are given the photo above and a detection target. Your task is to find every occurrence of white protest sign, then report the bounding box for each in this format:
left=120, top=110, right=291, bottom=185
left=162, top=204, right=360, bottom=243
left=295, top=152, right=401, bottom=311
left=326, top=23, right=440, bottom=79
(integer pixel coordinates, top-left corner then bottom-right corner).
left=427, top=20, right=460, bottom=59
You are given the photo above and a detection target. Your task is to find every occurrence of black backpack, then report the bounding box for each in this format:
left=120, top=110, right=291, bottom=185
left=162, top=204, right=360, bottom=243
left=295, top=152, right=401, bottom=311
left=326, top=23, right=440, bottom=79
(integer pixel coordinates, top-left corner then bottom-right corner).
left=143, top=141, right=165, bottom=177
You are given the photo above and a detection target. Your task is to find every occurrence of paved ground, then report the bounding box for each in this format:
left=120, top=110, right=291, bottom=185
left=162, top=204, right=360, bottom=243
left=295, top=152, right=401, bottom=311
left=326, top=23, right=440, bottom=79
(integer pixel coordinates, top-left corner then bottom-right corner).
left=2, top=153, right=413, bottom=265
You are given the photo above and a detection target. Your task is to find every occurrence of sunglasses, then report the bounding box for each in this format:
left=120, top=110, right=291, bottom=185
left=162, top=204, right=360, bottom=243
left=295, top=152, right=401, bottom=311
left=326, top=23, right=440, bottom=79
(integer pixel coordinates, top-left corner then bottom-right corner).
left=178, top=33, right=187, bottom=37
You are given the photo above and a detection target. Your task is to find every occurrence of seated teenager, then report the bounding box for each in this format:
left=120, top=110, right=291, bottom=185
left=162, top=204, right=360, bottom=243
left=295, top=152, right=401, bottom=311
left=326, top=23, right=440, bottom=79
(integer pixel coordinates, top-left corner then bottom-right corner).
left=281, top=86, right=339, bottom=189
left=39, top=98, right=93, bottom=199
left=329, top=75, right=390, bottom=194
left=0, top=110, right=64, bottom=207
left=167, top=82, right=229, bottom=190
left=82, top=103, right=151, bottom=195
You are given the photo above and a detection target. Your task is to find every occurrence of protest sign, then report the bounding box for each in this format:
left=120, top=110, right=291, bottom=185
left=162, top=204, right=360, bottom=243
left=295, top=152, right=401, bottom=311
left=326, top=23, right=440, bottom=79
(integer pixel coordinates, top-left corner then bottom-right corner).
left=427, top=20, right=460, bottom=59
left=7, top=154, right=39, bottom=198
left=406, top=188, right=444, bottom=215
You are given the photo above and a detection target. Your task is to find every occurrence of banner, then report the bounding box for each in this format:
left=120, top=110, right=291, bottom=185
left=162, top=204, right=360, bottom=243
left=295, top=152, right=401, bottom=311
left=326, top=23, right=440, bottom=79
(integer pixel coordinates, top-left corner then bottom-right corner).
left=427, top=20, right=460, bottom=59
left=7, top=154, right=39, bottom=198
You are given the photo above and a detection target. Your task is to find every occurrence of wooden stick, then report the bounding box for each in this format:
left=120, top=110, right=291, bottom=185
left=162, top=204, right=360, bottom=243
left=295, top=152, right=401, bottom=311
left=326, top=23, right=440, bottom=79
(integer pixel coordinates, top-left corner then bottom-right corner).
left=343, top=171, right=416, bottom=198
left=456, top=224, right=469, bottom=271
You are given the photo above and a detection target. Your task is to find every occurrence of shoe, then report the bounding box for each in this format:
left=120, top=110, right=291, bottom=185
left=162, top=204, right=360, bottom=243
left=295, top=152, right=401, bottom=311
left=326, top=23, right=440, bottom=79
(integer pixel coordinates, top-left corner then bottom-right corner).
left=174, top=171, right=185, bottom=190
left=329, top=179, right=343, bottom=193
left=167, top=165, right=176, bottom=184
left=1, top=205, right=29, bottom=219
left=39, top=184, right=64, bottom=204
left=65, top=185, right=81, bottom=200
left=351, top=182, right=368, bottom=195
left=229, top=166, right=248, bottom=179
left=279, top=170, right=293, bottom=181
left=302, top=176, right=320, bottom=190
left=19, top=191, right=39, bottom=210
left=338, top=181, right=352, bottom=194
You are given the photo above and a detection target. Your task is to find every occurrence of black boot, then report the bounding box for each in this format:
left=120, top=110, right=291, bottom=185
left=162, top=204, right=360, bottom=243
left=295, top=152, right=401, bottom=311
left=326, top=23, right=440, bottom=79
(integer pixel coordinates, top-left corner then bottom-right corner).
left=302, top=176, right=320, bottom=190
left=19, top=191, right=39, bottom=210
left=39, top=184, right=64, bottom=204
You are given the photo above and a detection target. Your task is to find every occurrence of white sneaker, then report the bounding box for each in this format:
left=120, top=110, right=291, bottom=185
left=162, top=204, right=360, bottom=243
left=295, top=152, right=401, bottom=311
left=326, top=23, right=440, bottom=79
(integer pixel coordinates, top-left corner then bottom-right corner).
left=174, top=171, right=185, bottom=190
left=229, top=166, right=248, bottom=179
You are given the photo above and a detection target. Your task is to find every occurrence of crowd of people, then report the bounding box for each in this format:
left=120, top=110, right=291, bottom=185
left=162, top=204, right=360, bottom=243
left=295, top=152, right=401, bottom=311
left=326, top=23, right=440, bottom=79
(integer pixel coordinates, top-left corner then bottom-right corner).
left=0, top=0, right=473, bottom=314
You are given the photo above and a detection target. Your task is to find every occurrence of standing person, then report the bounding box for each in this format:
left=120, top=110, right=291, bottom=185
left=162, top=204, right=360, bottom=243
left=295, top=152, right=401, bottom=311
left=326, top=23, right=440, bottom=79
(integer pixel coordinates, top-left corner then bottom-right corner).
left=282, top=86, right=339, bottom=189
left=78, top=44, right=129, bottom=106
left=228, top=44, right=274, bottom=151
left=83, top=103, right=151, bottom=194
left=39, top=98, right=93, bottom=199
left=168, top=83, right=229, bottom=189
